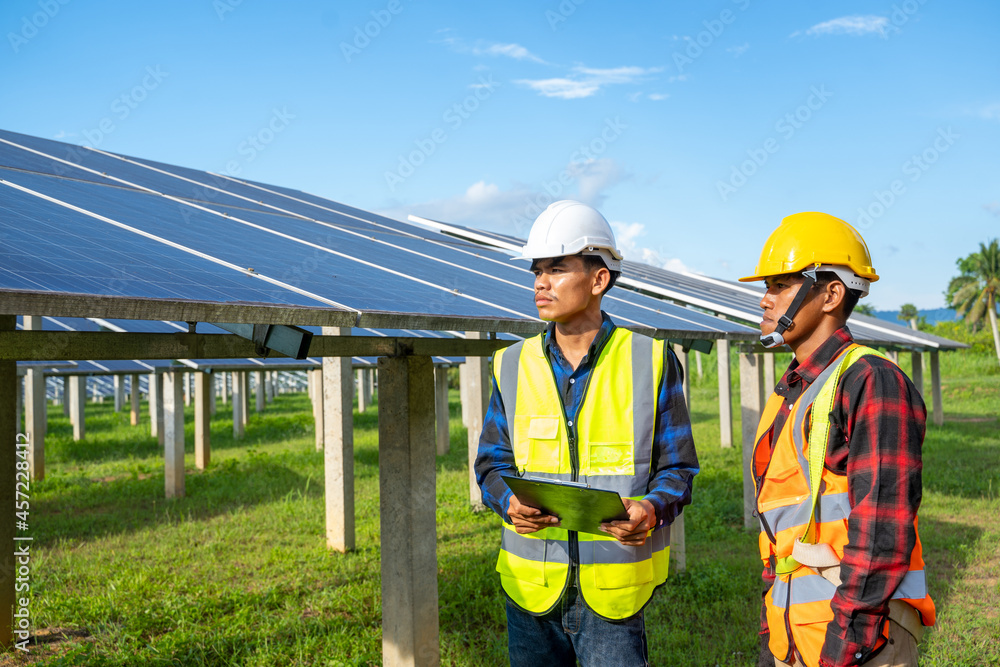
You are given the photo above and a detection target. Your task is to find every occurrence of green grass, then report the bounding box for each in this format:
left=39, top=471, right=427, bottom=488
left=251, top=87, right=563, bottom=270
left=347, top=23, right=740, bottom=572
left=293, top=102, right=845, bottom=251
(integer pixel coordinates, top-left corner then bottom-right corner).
left=7, top=351, right=999, bottom=666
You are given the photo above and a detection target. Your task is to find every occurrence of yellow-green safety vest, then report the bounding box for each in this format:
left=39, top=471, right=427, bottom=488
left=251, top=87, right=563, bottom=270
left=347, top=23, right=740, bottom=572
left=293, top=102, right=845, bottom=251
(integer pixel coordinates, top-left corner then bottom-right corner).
left=492, top=327, right=669, bottom=620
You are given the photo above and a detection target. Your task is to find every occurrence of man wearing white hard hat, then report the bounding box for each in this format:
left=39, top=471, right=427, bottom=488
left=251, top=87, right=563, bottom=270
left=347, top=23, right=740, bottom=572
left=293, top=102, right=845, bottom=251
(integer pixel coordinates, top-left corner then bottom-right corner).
left=475, top=200, right=699, bottom=666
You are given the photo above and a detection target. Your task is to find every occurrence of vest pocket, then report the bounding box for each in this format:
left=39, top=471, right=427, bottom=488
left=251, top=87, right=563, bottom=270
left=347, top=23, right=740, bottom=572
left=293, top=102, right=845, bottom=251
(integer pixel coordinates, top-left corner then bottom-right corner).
left=588, top=558, right=653, bottom=590
left=586, top=441, right=634, bottom=476
left=525, top=417, right=562, bottom=473
left=496, top=530, right=548, bottom=586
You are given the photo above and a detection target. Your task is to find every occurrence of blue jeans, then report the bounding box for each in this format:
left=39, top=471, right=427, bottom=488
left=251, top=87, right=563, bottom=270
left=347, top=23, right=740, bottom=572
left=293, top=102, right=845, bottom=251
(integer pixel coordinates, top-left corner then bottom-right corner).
left=505, top=588, right=649, bottom=667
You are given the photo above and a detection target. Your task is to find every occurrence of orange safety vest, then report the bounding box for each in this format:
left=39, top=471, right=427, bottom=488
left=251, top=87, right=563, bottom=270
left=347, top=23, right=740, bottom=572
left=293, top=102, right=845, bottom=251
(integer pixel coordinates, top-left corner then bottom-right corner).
left=753, top=344, right=935, bottom=666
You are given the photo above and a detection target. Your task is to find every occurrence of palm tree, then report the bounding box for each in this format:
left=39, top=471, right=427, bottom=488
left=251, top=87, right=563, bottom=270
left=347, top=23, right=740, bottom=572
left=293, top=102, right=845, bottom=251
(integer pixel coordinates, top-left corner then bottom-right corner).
left=898, top=303, right=919, bottom=330
left=948, top=239, right=1000, bottom=363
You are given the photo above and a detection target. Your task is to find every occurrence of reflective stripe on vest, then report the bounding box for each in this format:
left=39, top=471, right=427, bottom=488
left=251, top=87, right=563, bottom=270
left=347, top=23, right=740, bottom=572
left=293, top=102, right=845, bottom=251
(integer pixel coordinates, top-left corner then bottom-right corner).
left=771, top=569, right=929, bottom=610
left=754, top=344, right=936, bottom=665
left=492, top=328, right=668, bottom=620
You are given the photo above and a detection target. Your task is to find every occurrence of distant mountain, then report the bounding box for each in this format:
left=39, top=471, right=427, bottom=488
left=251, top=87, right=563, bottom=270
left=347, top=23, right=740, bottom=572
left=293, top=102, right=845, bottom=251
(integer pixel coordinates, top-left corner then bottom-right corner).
left=871, top=308, right=958, bottom=326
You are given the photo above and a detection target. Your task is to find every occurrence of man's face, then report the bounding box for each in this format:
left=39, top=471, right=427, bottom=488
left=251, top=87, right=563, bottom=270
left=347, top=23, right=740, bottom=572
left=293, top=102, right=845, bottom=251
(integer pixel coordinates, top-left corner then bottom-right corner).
left=531, top=255, right=603, bottom=323
left=759, top=273, right=824, bottom=345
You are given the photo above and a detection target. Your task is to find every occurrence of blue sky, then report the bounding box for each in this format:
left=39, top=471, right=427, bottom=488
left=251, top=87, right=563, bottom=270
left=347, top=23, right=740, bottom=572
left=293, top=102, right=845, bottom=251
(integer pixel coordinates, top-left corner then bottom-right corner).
left=2, top=0, right=998, bottom=312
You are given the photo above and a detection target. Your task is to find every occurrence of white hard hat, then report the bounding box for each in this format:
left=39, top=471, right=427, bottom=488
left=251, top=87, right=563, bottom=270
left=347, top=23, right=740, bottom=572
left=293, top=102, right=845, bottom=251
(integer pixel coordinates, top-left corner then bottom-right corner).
left=515, top=200, right=623, bottom=272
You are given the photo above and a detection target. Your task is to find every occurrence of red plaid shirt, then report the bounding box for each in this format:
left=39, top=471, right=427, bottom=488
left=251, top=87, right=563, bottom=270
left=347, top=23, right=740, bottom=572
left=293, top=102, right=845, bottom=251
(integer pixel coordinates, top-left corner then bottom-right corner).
left=759, top=327, right=926, bottom=667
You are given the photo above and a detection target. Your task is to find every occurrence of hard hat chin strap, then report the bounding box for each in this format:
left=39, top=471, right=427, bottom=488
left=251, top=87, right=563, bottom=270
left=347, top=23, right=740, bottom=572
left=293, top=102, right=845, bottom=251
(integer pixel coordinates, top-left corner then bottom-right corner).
left=759, top=268, right=818, bottom=348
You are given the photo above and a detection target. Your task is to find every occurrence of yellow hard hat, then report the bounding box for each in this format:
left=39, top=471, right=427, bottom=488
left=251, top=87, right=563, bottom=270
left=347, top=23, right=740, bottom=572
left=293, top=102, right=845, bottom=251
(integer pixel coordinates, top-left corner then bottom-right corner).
left=740, top=212, right=879, bottom=287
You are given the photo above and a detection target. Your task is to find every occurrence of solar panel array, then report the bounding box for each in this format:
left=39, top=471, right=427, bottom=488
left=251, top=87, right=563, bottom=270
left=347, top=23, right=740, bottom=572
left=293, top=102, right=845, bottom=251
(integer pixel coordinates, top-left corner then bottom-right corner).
left=0, top=129, right=757, bottom=343
left=413, top=217, right=967, bottom=351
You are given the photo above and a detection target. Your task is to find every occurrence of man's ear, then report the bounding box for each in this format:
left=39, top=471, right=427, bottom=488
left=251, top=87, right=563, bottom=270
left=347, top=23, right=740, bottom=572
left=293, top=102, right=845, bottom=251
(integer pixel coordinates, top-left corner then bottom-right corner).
left=591, top=266, right=610, bottom=296
left=820, top=280, right=847, bottom=315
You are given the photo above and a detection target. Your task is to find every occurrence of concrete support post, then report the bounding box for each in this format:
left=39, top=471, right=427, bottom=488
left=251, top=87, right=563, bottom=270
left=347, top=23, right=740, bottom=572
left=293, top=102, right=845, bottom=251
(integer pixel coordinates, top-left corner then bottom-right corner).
left=357, top=368, right=369, bottom=412
left=25, top=368, right=46, bottom=480
left=255, top=370, right=265, bottom=413
left=740, top=351, right=765, bottom=531
left=694, top=350, right=703, bottom=379
left=377, top=354, right=439, bottom=667
left=0, top=315, right=17, bottom=647
left=61, top=376, right=69, bottom=416
left=209, top=373, right=217, bottom=417
left=129, top=373, right=140, bottom=426
left=220, top=371, right=228, bottom=405
left=764, top=354, right=776, bottom=395
left=670, top=514, right=686, bottom=573
left=114, top=375, right=124, bottom=412
left=911, top=351, right=924, bottom=398
left=195, top=372, right=211, bottom=470
left=232, top=371, right=244, bottom=439
left=312, top=368, right=324, bottom=451
left=323, top=327, right=355, bottom=552
left=265, top=371, right=274, bottom=404
left=717, top=340, right=733, bottom=448
left=461, top=332, right=491, bottom=508
left=241, top=372, right=250, bottom=427
left=149, top=373, right=164, bottom=445
left=69, top=375, right=86, bottom=442
left=91, top=379, right=100, bottom=403
left=435, top=366, right=450, bottom=456
left=183, top=371, right=191, bottom=407
left=163, top=370, right=186, bottom=499
left=674, top=344, right=691, bottom=409
left=929, top=350, right=943, bottom=427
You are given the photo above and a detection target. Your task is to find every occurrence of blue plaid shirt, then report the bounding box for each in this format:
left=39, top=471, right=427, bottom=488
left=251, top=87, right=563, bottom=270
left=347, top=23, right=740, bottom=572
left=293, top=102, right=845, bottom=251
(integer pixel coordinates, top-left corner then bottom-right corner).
left=475, top=312, right=699, bottom=527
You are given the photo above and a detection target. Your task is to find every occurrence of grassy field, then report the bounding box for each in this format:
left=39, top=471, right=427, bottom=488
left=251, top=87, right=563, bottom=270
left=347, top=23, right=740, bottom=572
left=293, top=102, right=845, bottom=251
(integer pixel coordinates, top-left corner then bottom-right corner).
left=5, top=349, right=998, bottom=666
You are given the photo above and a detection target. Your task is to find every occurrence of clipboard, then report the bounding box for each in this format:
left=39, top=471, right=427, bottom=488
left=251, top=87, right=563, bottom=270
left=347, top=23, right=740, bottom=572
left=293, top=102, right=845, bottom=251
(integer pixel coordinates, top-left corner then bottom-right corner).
left=503, top=476, right=629, bottom=535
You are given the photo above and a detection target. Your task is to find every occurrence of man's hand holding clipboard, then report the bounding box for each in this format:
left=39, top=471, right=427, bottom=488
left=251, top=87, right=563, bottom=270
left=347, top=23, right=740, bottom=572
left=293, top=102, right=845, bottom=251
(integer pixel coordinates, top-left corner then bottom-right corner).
left=504, top=476, right=657, bottom=547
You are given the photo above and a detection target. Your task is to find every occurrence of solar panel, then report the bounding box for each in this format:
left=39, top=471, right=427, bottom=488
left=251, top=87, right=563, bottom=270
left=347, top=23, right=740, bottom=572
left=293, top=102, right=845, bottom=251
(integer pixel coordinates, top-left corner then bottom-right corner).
left=0, top=130, right=758, bottom=339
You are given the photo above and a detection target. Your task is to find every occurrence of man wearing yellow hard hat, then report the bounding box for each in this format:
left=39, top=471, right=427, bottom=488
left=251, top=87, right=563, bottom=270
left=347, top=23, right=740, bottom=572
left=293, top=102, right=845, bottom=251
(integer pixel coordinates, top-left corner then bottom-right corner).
left=739, top=213, right=935, bottom=667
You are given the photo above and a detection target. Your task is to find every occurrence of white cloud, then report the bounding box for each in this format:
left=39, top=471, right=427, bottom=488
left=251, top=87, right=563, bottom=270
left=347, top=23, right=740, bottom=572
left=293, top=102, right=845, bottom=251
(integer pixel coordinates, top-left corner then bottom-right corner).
left=647, top=93, right=669, bottom=101
left=727, top=42, right=750, bottom=57
left=610, top=221, right=691, bottom=271
left=439, top=37, right=549, bottom=65
left=797, top=15, right=889, bottom=38
left=473, top=42, right=548, bottom=64
left=52, top=130, right=76, bottom=139
left=377, top=159, right=628, bottom=236
left=975, top=102, right=1000, bottom=121
left=567, top=158, right=626, bottom=208
left=516, top=65, right=662, bottom=99
left=515, top=77, right=600, bottom=99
